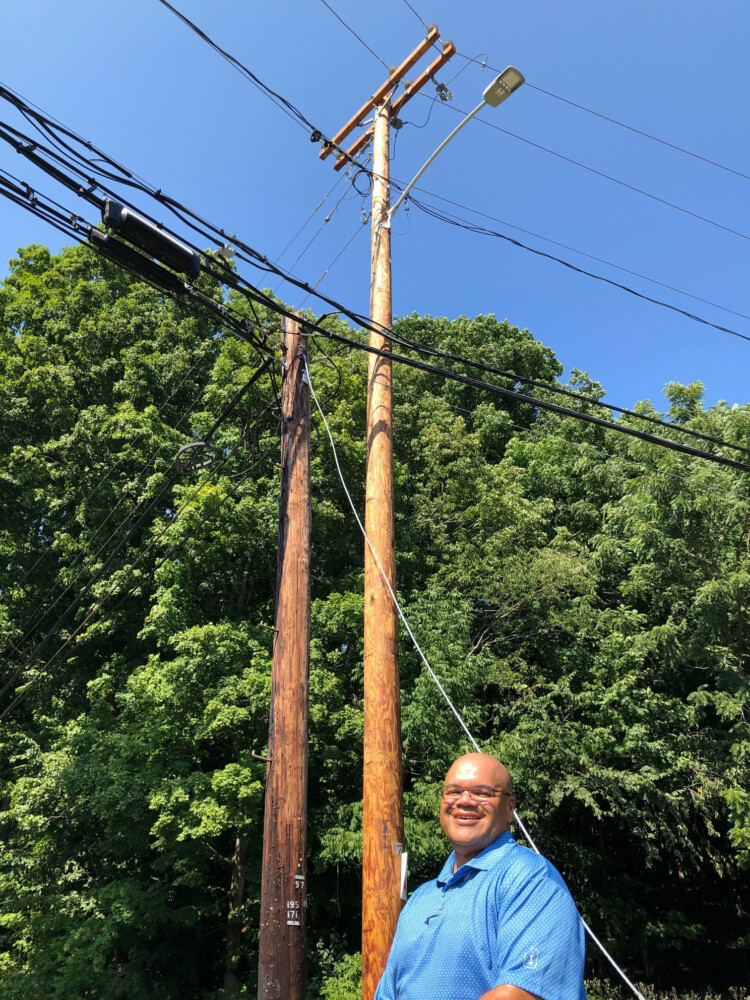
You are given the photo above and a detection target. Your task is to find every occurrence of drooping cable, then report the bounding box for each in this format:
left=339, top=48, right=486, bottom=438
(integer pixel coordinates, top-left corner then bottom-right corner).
left=3, top=167, right=749, bottom=474
left=4, top=124, right=750, bottom=472
left=0, top=358, right=274, bottom=703
left=5, top=81, right=748, bottom=354
left=0, top=418, right=269, bottom=721
left=407, top=181, right=750, bottom=323
left=407, top=193, right=750, bottom=345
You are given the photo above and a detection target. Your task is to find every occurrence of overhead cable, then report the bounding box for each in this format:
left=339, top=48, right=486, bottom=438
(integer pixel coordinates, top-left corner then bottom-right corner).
left=407, top=194, right=750, bottom=345
left=525, top=82, right=750, bottom=184
left=4, top=169, right=748, bottom=474
left=454, top=52, right=750, bottom=183
left=154, top=0, right=366, bottom=168
left=310, top=326, right=750, bottom=473
left=431, top=97, right=750, bottom=243
left=397, top=0, right=430, bottom=30
left=316, top=0, right=390, bottom=69
left=408, top=183, right=750, bottom=323
left=0, top=418, right=275, bottom=722
left=2, top=123, right=748, bottom=469
left=6, top=67, right=748, bottom=351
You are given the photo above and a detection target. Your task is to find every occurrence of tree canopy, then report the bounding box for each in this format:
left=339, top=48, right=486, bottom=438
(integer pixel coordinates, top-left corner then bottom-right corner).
left=0, top=243, right=748, bottom=998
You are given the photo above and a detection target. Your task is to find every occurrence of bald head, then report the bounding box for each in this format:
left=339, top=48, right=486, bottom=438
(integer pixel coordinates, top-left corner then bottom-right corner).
left=444, top=753, right=513, bottom=794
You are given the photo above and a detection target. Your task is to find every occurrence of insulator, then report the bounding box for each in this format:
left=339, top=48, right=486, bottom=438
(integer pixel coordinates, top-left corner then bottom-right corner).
left=102, top=199, right=201, bottom=278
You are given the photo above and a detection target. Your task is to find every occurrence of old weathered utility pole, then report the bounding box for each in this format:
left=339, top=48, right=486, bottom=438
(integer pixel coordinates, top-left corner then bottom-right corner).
left=257, top=315, right=311, bottom=1000
left=321, top=30, right=456, bottom=1000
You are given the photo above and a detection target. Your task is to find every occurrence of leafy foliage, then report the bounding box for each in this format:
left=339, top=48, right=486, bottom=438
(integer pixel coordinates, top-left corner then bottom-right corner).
left=0, top=244, right=748, bottom=996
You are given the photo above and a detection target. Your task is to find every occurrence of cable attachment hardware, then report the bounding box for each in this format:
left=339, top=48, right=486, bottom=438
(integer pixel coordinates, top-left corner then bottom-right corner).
left=310, top=129, right=322, bottom=143
left=436, top=81, right=453, bottom=102
left=390, top=116, right=404, bottom=130
left=174, top=441, right=220, bottom=475
left=215, top=236, right=236, bottom=261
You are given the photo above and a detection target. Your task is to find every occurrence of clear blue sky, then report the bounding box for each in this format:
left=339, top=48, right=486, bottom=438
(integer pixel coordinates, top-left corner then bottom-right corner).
left=1, top=0, right=748, bottom=411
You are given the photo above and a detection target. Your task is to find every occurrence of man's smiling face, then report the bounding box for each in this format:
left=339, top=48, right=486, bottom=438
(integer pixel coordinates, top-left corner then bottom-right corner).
left=439, top=753, right=515, bottom=868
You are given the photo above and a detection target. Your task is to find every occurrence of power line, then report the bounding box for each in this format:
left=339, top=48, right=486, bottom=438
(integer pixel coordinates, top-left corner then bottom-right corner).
left=308, top=325, right=750, bottom=474
left=397, top=0, right=430, bottom=30
left=429, top=96, right=750, bottom=243
left=6, top=160, right=748, bottom=474
left=154, top=0, right=369, bottom=170
left=311, top=306, right=750, bottom=458
left=2, top=336, right=214, bottom=618
left=156, top=0, right=316, bottom=135
left=316, top=0, right=390, bottom=70
left=273, top=176, right=362, bottom=296
left=273, top=170, right=351, bottom=267
left=407, top=193, right=750, bottom=345
left=1, top=350, right=274, bottom=696
left=453, top=52, right=750, bottom=184
left=3, top=106, right=749, bottom=472
left=526, top=83, right=750, bottom=184
left=8, top=48, right=747, bottom=353
left=407, top=181, right=750, bottom=323
left=294, top=214, right=370, bottom=310
left=353, top=321, right=750, bottom=458
left=342, top=357, right=742, bottom=503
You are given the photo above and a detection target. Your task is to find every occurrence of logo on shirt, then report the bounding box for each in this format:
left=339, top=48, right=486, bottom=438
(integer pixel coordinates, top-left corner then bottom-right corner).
left=523, top=948, right=540, bottom=969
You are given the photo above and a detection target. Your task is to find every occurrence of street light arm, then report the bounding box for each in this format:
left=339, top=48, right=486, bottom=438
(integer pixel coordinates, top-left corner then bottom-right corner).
left=386, top=99, right=487, bottom=224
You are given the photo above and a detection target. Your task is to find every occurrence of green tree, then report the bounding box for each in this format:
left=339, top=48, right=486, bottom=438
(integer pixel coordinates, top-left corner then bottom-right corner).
left=1, top=242, right=748, bottom=997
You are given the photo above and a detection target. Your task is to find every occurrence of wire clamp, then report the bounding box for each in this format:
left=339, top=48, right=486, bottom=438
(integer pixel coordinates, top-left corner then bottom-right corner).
left=175, top=441, right=220, bottom=475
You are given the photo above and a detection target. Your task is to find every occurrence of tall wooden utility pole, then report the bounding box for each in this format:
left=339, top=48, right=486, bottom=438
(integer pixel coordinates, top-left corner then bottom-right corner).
left=258, top=316, right=311, bottom=1000
left=362, top=93, right=402, bottom=1000
left=321, top=30, right=456, bottom=1000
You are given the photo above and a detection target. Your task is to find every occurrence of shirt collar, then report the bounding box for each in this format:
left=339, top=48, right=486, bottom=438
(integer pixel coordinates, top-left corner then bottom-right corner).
left=436, top=831, right=516, bottom=886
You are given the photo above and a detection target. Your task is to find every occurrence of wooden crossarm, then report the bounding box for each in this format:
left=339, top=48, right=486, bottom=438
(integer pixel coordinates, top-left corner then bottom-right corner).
left=320, top=24, right=440, bottom=161
left=332, top=39, right=457, bottom=172
left=390, top=40, right=457, bottom=119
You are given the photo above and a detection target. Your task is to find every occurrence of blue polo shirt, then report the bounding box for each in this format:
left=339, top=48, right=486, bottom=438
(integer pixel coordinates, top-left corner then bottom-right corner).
left=374, top=832, right=586, bottom=1000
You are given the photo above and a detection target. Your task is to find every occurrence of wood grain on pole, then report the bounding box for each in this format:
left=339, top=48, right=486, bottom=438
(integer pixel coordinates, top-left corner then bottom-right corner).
left=362, top=98, right=404, bottom=1000
left=257, top=317, right=311, bottom=1000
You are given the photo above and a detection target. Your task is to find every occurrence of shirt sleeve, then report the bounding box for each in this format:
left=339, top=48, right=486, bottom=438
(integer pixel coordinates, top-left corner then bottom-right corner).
left=492, top=867, right=586, bottom=1000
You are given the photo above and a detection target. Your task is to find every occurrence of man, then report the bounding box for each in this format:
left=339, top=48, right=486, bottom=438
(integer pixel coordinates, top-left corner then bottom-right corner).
left=374, top=753, right=586, bottom=1000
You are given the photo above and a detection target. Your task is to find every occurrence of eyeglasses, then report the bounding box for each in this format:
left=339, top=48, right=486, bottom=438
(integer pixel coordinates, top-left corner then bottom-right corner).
left=441, top=785, right=512, bottom=802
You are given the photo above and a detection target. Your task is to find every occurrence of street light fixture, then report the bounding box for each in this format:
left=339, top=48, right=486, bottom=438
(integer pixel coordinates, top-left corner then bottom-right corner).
left=386, top=65, right=525, bottom=223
